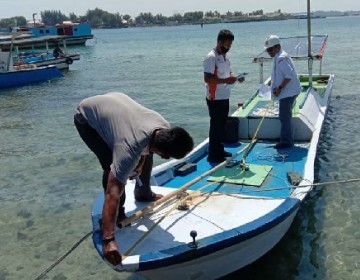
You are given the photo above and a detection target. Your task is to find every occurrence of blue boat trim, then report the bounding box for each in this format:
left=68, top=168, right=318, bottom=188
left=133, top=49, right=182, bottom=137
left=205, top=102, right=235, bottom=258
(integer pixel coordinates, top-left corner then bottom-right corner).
left=0, top=66, right=63, bottom=89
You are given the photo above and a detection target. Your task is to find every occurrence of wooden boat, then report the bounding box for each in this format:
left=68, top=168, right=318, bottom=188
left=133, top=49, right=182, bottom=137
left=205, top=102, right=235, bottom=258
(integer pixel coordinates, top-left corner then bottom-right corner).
left=0, top=32, right=33, bottom=42
left=0, top=48, right=62, bottom=89
left=0, top=35, right=80, bottom=70
left=19, top=21, right=93, bottom=46
left=91, top=3, right=334, bottom=279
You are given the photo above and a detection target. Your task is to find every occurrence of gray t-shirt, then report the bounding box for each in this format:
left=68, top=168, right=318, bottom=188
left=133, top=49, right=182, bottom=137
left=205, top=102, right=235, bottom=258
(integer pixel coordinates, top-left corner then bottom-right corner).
left=76, top=92, right=170, bottom=184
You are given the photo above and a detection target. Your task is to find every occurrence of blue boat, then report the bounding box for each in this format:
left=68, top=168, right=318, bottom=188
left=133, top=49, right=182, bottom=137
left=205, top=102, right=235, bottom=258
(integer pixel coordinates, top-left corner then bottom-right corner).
left=0, top=49, right=63, bottom=89
left=19, top=21, right=93, bottom=46
left=0, top=35, right=81, bottom=70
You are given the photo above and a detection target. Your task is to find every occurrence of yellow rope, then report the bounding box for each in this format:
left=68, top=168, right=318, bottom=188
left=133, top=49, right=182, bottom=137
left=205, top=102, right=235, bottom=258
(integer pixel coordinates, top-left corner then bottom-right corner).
left=122, top=141, right=256, bottom=258
left=121, top=102, right=273, bottom=258
left=122, top=180, right=217, bottom=259
left=241, top=100, right=274, bottom=167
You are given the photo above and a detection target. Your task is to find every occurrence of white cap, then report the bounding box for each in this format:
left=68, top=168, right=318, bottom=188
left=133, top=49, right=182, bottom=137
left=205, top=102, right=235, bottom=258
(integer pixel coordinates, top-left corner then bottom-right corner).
left=264, top=35, right=280, bottom=49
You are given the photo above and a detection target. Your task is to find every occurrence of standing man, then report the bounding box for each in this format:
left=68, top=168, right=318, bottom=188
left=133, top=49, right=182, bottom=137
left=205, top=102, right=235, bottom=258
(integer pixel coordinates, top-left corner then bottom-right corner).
left=74, top=92, right=194, bottom=265
left=265, top=35, right=302, bottom=148
left=203, top=29, right=245, bottom=163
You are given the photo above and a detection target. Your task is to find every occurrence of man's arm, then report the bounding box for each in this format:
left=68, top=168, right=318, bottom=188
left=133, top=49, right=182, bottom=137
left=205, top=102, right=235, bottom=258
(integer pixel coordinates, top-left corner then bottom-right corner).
left=204, top=72, right=237, bottom=84
left=102, top=171, right=124, bottom=266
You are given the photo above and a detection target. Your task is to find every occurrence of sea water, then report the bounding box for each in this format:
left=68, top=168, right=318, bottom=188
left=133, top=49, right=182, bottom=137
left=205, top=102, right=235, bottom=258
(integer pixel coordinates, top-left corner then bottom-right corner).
left=1, top=16, right=360, bottom=280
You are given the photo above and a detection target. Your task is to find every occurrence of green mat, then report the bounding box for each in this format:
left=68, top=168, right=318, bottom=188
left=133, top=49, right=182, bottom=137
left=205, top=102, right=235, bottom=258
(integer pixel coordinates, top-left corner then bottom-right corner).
left=207, top=164, right=272, bottom=187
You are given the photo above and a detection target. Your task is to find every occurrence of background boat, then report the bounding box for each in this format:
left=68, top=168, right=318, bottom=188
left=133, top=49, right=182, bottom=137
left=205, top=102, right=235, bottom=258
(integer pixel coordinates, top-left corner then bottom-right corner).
left=19, top=21, right=94, bottom=46
left=0, top=35, right=81, bottom=70
left=0, top=37, right=63, bottom=89
left=0, top=63, right=63, bottom=89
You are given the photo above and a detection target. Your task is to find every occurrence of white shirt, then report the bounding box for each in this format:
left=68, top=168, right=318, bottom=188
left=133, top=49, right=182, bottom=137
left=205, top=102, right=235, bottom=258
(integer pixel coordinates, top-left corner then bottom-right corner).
left=203, top=48, right=232, bottom=100
left=271, top=48, right=302, bottom=100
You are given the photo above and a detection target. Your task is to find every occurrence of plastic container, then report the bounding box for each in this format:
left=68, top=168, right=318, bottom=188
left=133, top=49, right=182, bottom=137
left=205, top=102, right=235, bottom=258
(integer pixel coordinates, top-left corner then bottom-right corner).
left=224, top=116, right=239, bottom=143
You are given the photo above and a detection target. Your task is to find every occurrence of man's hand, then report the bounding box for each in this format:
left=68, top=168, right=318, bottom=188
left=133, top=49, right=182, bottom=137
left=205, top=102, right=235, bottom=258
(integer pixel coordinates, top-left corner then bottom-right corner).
left=225, top=76, right=238, bottom=84
left=273, top=87, right=281, bottom=97
left=103, top=240, right=122, bottom=266
left=102, top=172, right=125, bottom=265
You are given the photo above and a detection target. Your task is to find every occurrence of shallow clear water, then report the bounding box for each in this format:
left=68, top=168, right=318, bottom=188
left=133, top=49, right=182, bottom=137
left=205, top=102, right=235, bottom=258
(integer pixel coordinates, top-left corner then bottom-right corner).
left=1, top=16, right=360, bottom=280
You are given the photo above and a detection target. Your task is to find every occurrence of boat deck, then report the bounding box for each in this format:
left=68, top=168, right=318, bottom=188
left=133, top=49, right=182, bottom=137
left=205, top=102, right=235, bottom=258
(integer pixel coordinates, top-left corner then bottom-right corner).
left=163, top=141, right=309, bottom=199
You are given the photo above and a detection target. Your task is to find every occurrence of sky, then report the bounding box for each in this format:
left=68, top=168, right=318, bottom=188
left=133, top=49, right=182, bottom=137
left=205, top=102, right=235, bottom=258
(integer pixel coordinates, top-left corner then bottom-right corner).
left=1, top=0, right=359, bottom=19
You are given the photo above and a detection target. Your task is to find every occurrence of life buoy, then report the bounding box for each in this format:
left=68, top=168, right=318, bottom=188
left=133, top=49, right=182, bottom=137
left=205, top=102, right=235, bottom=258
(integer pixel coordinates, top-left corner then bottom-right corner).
left=65, top=57, right=73, bottom=65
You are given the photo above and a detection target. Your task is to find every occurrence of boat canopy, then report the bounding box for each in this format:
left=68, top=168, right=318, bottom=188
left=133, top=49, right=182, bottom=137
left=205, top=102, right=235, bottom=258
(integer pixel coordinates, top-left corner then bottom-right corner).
left=0, top=35, right=67, bottom=49
left=252, top=34, right=328, bottom=63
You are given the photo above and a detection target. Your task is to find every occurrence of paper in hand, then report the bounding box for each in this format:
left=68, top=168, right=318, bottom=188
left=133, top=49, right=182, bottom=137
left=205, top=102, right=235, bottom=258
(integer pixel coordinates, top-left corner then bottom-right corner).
left=258, top=84, right=271, bottom=99
left=237, top=72, right=248, bottom=79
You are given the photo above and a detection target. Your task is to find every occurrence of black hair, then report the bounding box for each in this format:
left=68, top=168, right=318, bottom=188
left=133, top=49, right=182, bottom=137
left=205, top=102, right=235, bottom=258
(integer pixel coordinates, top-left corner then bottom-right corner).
left=154, top=127, right=194, bottom=159
left=217, top=29, right=234, bottom=42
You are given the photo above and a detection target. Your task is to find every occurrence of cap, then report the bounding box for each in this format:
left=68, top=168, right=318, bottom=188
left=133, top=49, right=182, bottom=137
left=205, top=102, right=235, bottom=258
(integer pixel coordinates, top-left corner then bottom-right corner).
left=264, top=35, right=280, bottom=49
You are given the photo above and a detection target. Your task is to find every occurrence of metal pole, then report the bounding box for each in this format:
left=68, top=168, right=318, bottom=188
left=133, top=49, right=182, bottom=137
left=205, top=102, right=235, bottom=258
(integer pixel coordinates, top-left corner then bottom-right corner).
left=307, top=0, right=313, bottom=87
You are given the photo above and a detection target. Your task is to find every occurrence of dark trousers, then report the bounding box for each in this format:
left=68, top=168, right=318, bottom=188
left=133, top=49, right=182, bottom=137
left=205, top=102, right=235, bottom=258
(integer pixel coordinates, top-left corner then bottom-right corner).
left=74, top=116, right=153, bottom=214
left=279, top=95, right=297, bottom=145
left=206, top=98, right=229, bottom=158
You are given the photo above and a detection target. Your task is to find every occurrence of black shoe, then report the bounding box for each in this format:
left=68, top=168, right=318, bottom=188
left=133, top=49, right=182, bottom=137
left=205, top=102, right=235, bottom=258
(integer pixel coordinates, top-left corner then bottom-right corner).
left=207, top=155, right=226, bottom=163
left=223, top=151, right=232, bottom=157
left=274, top=142, right=293, bottom=149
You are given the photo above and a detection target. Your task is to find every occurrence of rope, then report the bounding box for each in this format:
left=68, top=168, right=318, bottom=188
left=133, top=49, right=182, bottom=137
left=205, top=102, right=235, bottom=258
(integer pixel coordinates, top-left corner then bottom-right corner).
left=33, top=230, right=93, bottom=280
left=241, top=100, right=274, bottom=167
left=239, top=178, right=360, bottom=194
left=123, top=181, right=217, bottom=258
left=122, top=140, right=258, bottom=257
left=122, top=141, right=257, bottom=256
left=32, top=143, right=254, bottom=273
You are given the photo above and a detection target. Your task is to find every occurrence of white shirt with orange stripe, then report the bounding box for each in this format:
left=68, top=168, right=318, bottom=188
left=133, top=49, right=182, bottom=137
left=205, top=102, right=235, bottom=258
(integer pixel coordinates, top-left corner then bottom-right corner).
left=203, top=48, right=232, bottom=100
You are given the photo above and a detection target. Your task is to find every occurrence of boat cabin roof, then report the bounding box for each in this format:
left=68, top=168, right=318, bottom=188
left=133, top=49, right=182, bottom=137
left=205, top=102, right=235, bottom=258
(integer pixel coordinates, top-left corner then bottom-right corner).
left=0, top=35, right=67, bottom=49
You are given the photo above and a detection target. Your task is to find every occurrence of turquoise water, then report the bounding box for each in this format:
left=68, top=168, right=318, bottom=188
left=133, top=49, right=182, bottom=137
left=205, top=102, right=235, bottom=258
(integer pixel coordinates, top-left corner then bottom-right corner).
left=1, top=16, right=360, bottom=279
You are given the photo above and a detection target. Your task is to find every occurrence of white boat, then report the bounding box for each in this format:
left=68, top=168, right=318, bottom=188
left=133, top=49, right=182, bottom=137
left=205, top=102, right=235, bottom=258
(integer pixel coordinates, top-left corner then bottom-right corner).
left=91, top=2, right=335, bottom=279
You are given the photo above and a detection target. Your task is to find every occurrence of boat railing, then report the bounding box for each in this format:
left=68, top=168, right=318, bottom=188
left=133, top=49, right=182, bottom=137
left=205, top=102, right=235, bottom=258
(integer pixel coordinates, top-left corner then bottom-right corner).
left=252, top=34, right=329, bottom=84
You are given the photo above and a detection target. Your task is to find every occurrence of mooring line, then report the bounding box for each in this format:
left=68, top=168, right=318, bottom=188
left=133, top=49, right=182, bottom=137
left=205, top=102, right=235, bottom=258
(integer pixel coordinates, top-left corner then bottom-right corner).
left=32, top=176, right=360, bottom=278
left=240, top=178, right=360, bottom=194
left=33, top=230, right=93, bottom=280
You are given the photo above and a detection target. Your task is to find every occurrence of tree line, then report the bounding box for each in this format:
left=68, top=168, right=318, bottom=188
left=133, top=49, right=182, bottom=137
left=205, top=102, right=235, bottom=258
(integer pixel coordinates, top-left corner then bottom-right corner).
left=0, top=8, right=288, bottom=29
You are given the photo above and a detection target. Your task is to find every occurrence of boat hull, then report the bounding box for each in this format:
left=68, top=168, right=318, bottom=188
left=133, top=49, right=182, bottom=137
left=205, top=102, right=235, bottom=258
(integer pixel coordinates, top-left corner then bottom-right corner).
left=0, top=66, right=62, bottom=89
left=139, top=209, right=299, bottom=280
